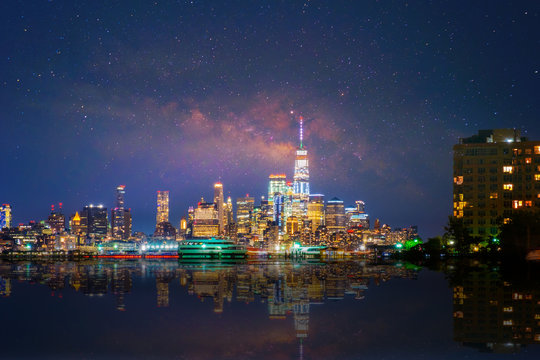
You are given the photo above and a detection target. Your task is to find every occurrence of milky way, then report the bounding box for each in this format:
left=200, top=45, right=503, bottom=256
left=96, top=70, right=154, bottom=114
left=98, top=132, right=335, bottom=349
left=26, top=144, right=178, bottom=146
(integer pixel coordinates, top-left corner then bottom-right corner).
left=2, top=1, right=539, bottom=237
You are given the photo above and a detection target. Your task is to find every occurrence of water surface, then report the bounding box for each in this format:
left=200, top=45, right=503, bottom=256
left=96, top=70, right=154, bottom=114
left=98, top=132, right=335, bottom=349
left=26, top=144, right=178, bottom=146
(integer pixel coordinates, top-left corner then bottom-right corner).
left=0, top=259, right=539, bottom=359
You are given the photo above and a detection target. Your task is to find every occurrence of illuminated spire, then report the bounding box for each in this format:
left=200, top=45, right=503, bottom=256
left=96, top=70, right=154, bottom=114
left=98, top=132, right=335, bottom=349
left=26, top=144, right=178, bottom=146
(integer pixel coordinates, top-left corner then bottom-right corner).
left=299, top=116, right=304, bottom=149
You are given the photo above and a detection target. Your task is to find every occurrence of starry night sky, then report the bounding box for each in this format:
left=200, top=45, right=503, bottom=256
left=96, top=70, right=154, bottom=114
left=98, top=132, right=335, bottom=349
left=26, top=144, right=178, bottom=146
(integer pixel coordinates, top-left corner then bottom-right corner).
left=1, top=1, right=539, bottom=237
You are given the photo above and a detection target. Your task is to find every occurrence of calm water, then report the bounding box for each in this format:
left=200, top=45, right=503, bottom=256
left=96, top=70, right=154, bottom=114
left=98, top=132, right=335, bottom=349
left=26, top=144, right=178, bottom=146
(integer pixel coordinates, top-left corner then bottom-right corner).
left=1, top=259, right=539, bottom=359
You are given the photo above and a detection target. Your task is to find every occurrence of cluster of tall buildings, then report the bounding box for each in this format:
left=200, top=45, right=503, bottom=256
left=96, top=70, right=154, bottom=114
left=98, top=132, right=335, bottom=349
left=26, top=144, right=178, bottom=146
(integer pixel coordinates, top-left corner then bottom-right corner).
left=180, top=118, right=378, bottom=249
left=0, top=117, right=424, bottom=252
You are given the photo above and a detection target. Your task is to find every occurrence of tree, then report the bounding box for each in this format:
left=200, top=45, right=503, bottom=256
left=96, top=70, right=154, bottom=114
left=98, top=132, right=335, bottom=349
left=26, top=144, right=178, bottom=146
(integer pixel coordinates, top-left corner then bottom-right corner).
left=499, top=210, right=540, bottom=259
left=444, top=216, right=476, bottom=254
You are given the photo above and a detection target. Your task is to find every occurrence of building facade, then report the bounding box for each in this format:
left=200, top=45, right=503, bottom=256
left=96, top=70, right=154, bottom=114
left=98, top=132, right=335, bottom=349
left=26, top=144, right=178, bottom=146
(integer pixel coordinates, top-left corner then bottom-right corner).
left=111, top=185, right=131, bottom=240
left=453, top=129, right=540, bottom=237
left=0, top=204, right=12, bottom=229
left=156, top=191, right=169, bottom=225
left=236, top=196, right=254, bottom=235
left=81, top=205, right=108, bottom=239
left=326, top=197, right=346, bottom=233
left=192, top=200, right=219, bottom=238
left=213, top=183, right=225, bottom=235
left=307, top=194, right=325, bottom=232
left=292, top=117, right=310, bottom=217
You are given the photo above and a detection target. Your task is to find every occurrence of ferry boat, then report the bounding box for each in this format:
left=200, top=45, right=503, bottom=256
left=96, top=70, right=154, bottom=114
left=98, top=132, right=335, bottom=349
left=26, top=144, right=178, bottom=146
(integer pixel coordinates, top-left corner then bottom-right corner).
left=178, top=238, right=247, bottom=259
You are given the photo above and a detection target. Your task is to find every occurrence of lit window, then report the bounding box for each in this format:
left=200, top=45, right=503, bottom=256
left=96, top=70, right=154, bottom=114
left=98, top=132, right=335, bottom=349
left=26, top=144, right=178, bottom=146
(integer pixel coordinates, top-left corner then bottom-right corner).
left=526, top=157, right=532, bottom=164
left=489, top=193, right=498, bottom=199
left=503, top=184, right=513, bottom=191
left=503, top=307, right=513, bottom=312
left=503, top=320, right=513, bottom=326
left=513, top=200, right=523, bottom=209
left=535, top=334, right=540, bottom=342
left=535, top=146, right=540, bottom=155
left=525, top=201, right=532, bottom=207
left=504, top=218, right=511, bottom=224
left=503, top=166, right=513, bottom=173
left=535, top=174, right=540, bottom=181
left=454, top=176, right=464, bottom=185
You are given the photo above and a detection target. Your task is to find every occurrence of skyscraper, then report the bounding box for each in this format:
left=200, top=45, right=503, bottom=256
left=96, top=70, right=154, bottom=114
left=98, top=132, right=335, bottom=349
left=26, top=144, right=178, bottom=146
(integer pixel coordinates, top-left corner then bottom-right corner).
left=47, top=203, right=66, bottom=234
left=156, top=191, right=169, bottom=225
left=453, top=129, right=540, bottom=237
left=346, top=200, right=370, bottom=229
left=112, top=185, right=131, bottom=239
left=0, top=204, right=12, bottom=229
left=236, top=196, right=254, bottom=235
left=192, top=199, right=219, bottom=237
left=307, top=194, right=325, bottom=232
left=81, top=205, right=108, bottom=239
left=268, top=174, right=288, bottom=200
left=326, top=197, right=346, bottom=233
left=69, top=212, right=83, bottom=236
left=213, top=183, right=225, bottom=235
left=293, top=116, right=310, bottom=217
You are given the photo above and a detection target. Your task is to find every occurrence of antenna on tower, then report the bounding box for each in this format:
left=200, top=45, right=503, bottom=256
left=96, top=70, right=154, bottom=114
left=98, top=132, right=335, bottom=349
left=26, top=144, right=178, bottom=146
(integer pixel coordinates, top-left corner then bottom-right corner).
left=299, top=116, right=304, bottom=149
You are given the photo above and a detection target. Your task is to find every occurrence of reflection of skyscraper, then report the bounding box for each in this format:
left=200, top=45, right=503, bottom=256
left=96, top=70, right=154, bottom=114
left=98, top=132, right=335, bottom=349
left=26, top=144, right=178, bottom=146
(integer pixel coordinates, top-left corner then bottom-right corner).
left=156, top=276, right=170, bottom=308
left=452, top=268, right=540, bottom=353
left=0, top=204, right=12, bottom=229
left=293, top=117, right=310, bottom=217
left=111, top=268, right=132, bottom=311
left=156, top=191, right=169, bottom=224
left=214, top=183, right=225, bottom=235
left=0, top=276, right=11, bottom=297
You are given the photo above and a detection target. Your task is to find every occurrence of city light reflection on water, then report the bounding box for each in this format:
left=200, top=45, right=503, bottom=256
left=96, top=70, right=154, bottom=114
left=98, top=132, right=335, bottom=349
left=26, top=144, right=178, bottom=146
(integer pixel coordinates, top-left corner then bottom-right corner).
left=0, top=259, right=539, bottom=359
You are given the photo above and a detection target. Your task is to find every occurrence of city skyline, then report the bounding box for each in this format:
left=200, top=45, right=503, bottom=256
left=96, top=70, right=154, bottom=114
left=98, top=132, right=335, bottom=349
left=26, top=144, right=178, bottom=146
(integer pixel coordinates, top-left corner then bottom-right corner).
left=1, top=1, right=539, bottom=238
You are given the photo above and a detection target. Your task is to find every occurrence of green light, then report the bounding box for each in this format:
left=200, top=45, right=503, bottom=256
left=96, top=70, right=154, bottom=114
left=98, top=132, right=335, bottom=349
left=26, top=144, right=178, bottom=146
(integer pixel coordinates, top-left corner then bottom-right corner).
left=395, top=243, right=403, bottom=249
left=492, top=238, right=500, bottom=243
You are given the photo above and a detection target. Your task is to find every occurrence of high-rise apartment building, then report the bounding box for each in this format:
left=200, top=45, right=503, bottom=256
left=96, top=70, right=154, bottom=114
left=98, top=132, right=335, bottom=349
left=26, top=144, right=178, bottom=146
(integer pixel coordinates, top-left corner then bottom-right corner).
left=236, top=196, right=254, bottom=235
left=326, top=197, right=346, bottom=233
left=156, top=191, right=169, bottom=225
left=213, top=183, right=225, bottom=235
left=453, top=129, right=540, bottom=237
left=292, top=117, right=310, bottom=217
left=0, top=204, right=12, bottom=229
